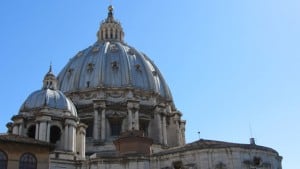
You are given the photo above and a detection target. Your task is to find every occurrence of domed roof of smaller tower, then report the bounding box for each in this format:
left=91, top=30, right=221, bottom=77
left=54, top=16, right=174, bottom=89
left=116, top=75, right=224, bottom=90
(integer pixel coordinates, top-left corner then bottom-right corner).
left=20, top=65, right=77, bottom=116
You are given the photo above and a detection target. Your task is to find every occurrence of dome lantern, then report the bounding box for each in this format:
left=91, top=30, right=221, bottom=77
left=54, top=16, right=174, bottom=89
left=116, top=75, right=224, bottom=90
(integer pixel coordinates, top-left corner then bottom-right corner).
left=97, top=5, right=124, bottom=42
left=43, top=64, right=58, bottom=90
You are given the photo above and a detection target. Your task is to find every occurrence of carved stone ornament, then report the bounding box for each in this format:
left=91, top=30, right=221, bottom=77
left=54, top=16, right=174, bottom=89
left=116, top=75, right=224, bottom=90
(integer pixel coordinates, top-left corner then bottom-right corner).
left=67, top=68, right=74, bottom=78
left=92, top=46, right=100, bottom=52
left=135, top=64, right=142, bottom=72
left=127, top=48, right=135, bottom=55
left=109, top=44, right=118, bottom=52
left=111, top=61, right=119, bottom=70
left=108, top=92, right=123, bottom=98
left=87, top=63, right=95, bottom=73
left=106, top=111, right=126, bottom=118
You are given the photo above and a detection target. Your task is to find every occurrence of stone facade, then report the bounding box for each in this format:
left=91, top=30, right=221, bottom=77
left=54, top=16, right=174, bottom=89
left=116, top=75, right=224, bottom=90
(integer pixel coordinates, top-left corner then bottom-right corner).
left=2, top=5, right=282, bottom=169
left=0, top=134, right=53, bottom=169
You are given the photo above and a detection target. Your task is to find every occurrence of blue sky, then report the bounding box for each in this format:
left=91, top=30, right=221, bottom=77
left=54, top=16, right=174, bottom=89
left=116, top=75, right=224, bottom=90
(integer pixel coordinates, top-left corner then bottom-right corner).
left=0, top=1, right=299, bottom=168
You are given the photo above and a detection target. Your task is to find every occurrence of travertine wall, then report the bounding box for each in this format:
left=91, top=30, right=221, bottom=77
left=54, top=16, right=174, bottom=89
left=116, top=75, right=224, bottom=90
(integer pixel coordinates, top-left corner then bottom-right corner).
left=0, top=142, right=50, bottom=169
left=151, top=147, right=282, bottom=169
left=49, top=146, right=282, bottom=169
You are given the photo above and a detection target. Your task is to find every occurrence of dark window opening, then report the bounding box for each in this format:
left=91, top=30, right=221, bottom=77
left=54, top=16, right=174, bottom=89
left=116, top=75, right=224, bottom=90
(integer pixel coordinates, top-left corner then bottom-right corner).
left=110, top=29, right=113, bottom=39
left=82, top=120, right=93, bottom=138
left=0, top=150, right=7, bottom=169
left=139, top=120, right=149, bottom=136
left=115, top=30, right=118, bottom=39
left=109, top=118, right=122, bottom=136
left=253, top=157, right=261, bottom=166
left=50, top=126, right=61, bottom=144
left=173, top=161, right=183, bottom=169
left=27, top=125, right=36, bottom=139
left=19, top=153, right=37, bottom=169
left=105, top=29, right=108, bottom=39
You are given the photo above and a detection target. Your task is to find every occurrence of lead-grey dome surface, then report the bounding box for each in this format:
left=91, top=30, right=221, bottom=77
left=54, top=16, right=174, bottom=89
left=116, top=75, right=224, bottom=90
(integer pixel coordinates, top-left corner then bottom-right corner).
left=57, top=41, right=172, bottom=100
left=20, top=89, right=77, bottom=116
left=19, top=68, right=77, bottom=116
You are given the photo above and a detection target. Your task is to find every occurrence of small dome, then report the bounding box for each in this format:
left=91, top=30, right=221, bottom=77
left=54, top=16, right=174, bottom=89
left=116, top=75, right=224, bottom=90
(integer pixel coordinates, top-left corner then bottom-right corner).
left=20, top=89, right=77, bottom=116
left=20, top=67, right=77, bottom=116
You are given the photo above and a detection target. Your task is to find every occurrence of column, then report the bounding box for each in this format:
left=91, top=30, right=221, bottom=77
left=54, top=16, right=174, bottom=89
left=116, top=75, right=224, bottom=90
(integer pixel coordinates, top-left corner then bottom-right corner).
left=46, top=122, right=50, bottom=142
left=128, top=109, right=133, bottom=130
left=176, top=120, right=181, bottom=145
left=162, top=115, right=167, bottom=145
left=35, top=123, right=39, bottom=139
left=18, top=124, right=23, bottom=135
left=155, top=112, right=163, bottom=144
left=101, top=109, right=106, bottom=141
left=76, top=123, right=87, bottom=159
left=64, top=124, right=69, bottom=150
left=68, top=124, right=76, bottom=152
left=134, top=109, right=139, bottom=130
left=127, top=101, right=139, bottom=130
left=93, top=109, right=99, bottom=140
left=12, top=124, right=19, bottom=135
left=181, top=121, right=186, bottom=145
left=39, top=121, right=47, bottom=141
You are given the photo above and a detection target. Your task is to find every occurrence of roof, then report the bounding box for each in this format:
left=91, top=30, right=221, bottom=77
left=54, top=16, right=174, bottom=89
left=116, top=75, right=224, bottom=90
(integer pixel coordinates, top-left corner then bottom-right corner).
left=153, top=139, right=279, bottom=156
left=20, top=89, right=77, bottom=116
left=0, top=134, right=54, bottom=148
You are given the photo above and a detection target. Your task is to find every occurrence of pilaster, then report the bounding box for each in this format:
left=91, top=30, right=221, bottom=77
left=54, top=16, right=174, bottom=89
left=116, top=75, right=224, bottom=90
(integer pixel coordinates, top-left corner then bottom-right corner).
left=93, top=100, right=106, bottom=141
left=127, top=100, right=140, bottom=131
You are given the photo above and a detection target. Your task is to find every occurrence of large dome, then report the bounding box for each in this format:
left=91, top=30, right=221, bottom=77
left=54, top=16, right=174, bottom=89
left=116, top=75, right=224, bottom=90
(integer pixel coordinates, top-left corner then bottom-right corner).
left=55, top=6, right=184, bottom=149
left=57, top=42, right=172, bottom=100
left=57, top=6, right=172, bottom=101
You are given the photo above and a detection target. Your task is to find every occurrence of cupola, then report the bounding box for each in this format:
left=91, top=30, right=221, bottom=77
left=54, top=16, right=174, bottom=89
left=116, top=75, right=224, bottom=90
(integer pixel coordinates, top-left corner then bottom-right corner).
left=97, top=5, right=124, bottom=42
left=43, top=64, right=58, bottom=90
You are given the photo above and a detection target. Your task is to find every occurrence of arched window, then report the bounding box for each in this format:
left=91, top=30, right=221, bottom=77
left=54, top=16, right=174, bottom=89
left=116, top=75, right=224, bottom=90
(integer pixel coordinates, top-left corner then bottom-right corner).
left=50, top=126, right=61, bottom=144
left=27, top=125, right=36, bottom=139
left=110, top=28, right=113, bottom=39
left=0, top=150, right=7, bottom=169
left=115, top=29, right=118, bottom=39
left=19, top=153, right=37, bottom=169
left=105, top=29, right=108, bottom=39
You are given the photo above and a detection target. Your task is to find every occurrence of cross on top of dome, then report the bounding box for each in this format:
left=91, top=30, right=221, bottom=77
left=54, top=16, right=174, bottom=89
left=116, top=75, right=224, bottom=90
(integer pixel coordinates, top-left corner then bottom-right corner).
left=106, top=5, right=114, bottom=22
left=97, top=5, right=124, bottom=42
